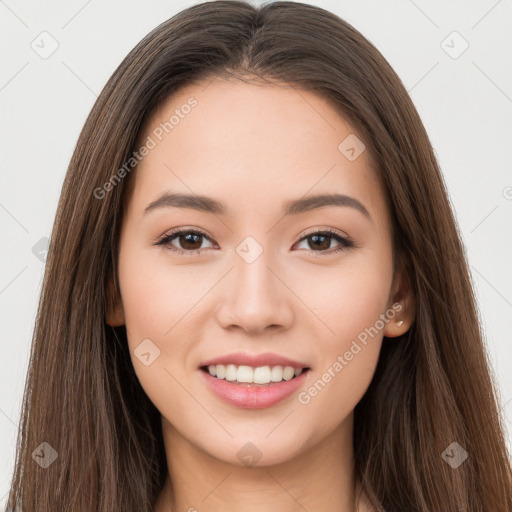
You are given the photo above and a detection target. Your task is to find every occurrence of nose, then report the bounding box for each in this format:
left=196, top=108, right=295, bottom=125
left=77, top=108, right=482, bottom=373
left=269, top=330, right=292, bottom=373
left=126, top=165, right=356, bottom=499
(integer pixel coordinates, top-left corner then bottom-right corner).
left=215, top=248, right=295, bottom=335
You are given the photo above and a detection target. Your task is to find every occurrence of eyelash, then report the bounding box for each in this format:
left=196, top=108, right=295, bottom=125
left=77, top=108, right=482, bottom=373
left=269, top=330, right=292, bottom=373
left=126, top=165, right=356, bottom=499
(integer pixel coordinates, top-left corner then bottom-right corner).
left=155, top=227, right=355, bottom=257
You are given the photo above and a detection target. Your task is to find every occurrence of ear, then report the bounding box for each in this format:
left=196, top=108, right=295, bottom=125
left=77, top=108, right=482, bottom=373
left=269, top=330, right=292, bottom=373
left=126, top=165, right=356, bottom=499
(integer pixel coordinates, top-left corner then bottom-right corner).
left=383, top=256, right=415, bottom=338
left=105, top=274, right=125, bottom=326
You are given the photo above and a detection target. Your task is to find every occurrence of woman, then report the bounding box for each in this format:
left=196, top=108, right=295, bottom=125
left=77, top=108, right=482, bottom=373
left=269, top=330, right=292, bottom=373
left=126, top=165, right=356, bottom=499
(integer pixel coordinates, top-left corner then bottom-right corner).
left=6, top=1, right=512, bottom=511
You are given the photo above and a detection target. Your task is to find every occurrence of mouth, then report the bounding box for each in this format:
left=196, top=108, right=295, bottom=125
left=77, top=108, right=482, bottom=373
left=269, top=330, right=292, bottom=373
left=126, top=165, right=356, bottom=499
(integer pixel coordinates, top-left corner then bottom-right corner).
left=199, top=362, right=312, bottom=409
left=200, top=364, right=312, bottom=387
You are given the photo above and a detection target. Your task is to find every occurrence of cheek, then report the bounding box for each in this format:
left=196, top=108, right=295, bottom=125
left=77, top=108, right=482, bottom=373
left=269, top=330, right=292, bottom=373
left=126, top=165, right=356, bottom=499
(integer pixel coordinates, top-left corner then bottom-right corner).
left=333, top=269, right=391, bottom=342
left=116, top=243, right=185, bottom=377
left=117, top=248, right=197, bottom=420
left=118, top=244, right=192, bottom=339
left=296, top=293, right=386, bottom=434
left=294, top=255, right=393, bottom=345
left=294, top=259, right=391, bottom=412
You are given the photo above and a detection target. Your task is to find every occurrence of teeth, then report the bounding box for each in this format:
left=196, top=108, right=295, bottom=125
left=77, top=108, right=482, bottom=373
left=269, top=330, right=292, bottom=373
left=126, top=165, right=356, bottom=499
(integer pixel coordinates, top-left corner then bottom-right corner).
left=206, top=364, right=304, bottom=384
left=254, top=366, right=271, bottom=384
left=237, top=365, right=255, bottom=383
left=225, top=364, right=237, bottom=381
left=271, top=365, right=283, bottom=382
left=215, top=364, right=225, bottom=379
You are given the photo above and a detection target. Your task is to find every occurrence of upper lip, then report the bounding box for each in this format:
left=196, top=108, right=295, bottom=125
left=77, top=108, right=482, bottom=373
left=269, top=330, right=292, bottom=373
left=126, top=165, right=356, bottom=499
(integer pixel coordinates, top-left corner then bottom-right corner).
left=199, top=352, right=310, bottom=369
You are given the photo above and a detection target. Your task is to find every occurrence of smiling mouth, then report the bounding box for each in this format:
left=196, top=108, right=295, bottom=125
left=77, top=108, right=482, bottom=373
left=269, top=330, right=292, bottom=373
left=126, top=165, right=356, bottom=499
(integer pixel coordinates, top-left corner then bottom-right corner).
left=200, top=364, right=311, bottom=386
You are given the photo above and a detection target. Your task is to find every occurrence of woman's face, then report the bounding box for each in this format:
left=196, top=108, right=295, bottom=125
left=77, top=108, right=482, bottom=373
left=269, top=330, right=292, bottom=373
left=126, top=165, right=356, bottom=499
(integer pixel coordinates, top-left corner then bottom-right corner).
left=109, top=77, right=410, bottom=466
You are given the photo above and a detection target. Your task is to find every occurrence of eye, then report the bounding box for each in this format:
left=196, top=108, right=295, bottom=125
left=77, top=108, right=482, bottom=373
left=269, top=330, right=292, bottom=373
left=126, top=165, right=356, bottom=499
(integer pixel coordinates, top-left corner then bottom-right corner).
left=155, top=227, right=354, bottom=256
left=155, top=228, right=216, bottom=256
left=293, top=228, right=354, bottom=255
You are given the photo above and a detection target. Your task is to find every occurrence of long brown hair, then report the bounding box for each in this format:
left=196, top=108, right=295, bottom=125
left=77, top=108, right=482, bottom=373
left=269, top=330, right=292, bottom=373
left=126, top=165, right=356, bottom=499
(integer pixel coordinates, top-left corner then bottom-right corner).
left=7, top=1, right=512, bottom=510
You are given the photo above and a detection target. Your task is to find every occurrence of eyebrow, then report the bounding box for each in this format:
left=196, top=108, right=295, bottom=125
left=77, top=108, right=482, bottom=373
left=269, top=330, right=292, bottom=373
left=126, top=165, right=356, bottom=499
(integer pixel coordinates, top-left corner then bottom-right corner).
left=144, top=191, right=372, bottom=222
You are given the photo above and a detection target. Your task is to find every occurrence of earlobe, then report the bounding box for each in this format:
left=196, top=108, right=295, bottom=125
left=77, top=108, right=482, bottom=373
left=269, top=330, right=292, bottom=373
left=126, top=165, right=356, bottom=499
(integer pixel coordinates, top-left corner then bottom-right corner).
left=384, top=259, right=415, bottom=338
left=383, top=300, right=414, bottom=338
left=105, top=275, right=125, bottom=326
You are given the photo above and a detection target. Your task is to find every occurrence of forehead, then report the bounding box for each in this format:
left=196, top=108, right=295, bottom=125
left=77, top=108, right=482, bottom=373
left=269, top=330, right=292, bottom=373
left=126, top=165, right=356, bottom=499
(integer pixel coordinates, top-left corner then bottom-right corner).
left=127, top=78, right=388, bottom=227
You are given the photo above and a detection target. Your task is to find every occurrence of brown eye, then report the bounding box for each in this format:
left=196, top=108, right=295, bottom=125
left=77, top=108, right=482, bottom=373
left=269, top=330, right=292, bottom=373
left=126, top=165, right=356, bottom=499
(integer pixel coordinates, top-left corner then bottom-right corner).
left=295, top=230, right=354, bottom=254
left=307, top=233, right=332, bottom=251
left=156, top=228, right=354, bottom=256
left=175, top=232, right=204, bottom=250
left=156, top=229, right=215, bottom=255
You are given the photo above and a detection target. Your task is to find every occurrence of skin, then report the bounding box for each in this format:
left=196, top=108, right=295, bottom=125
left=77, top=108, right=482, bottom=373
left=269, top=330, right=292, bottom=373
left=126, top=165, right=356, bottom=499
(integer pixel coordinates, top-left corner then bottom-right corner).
left=107, top=76, right=415, bottom=512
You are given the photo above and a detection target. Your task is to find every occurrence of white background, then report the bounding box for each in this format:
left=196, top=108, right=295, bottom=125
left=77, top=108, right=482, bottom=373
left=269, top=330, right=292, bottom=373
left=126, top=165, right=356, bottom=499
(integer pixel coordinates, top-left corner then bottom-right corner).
left=1, top=0, right=511, bottom=505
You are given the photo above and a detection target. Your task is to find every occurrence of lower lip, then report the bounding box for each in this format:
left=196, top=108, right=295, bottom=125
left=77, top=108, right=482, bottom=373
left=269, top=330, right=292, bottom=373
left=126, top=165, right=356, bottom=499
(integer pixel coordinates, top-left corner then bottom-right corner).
left=199, top=368, right=311, bottom=409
